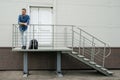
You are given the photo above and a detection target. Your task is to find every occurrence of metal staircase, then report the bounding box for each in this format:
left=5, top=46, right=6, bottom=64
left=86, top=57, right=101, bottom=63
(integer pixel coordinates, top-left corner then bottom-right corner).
left=69, top=52, right=113, bottom=76
left=66, top=26, right=113, bottom=76
left=12, top=24, right=113, bottom=76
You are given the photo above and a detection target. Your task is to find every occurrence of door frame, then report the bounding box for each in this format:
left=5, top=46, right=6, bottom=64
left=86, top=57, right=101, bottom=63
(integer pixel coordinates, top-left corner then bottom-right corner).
left=28, top=5, right=55, bottom=47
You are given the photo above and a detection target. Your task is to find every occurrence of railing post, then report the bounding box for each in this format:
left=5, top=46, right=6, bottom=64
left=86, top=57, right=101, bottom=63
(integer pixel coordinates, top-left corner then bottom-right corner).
left=103, top=44, right=106, bottom=67
left=17, top=25, right=18, bottom=47
left=91, top=37, right=95, bottom=61
left=15, top=25, right=17, bottom=47
left=79, top=30, right=82, bottom=55
left=64, top=27, right=67, bottom=47
left=72, top=26, right=74, bottom=52
left=12, top=24, right=14, bottom=49
left=52, top=25, right=54, bottom=48
left=33, top=25, right=35, bottom=49
left=82, top=38, right=85, bottom=56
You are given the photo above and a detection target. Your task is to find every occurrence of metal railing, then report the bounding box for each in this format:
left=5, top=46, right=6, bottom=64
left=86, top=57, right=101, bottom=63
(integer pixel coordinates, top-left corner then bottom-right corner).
left=12, top=24, right=111, bottom=67
left=71, top=26, right=111, bottom=67
left=12, top=24, right=74, bottom=48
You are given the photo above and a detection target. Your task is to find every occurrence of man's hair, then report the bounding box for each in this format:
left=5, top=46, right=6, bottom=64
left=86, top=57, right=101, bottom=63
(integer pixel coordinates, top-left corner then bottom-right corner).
left=22, top=8, right=26, bottom=11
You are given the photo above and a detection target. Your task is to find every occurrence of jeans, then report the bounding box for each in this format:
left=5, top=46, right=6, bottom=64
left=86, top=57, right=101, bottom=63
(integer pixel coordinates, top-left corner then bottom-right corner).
left=20, top=30, right=27, bottom=46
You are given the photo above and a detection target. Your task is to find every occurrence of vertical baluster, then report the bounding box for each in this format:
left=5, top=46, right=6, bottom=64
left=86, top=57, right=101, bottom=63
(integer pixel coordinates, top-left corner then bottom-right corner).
left=33, top=25, right=35, bottom=49
left=17, top=25, right=18, bottom=47
left=79, top=30, right=82, bottom=55
left=52, top=25, right=54, bottom=48
left=72, top=26, right=74, bottom=52
left=15, top=25, right=17, bottom=47
left=103, top=43, right=106, bottom=67
left=29, top=25, right=31, bottom=48
left=12, top=24, right=14, bottom=48
left=91, top=37, right=95, bottom=61
left=82, top=37, right=85, bottom=56
left=64, top=27, right=67, bottom=47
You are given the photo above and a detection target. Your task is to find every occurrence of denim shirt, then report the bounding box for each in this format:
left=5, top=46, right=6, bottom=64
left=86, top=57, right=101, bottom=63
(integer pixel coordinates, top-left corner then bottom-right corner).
left=18, top=15, right=30, bottom=31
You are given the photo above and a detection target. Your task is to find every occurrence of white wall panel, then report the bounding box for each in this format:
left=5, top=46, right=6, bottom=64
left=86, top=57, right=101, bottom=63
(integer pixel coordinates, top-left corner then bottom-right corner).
left=0, top=0, right=120, bottom=47
left=56, top=0, right=120, bottom=47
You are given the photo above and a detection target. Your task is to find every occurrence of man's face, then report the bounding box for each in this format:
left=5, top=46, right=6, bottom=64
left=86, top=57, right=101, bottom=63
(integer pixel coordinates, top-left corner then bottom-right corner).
left=22, top=10, right=26, bottom=15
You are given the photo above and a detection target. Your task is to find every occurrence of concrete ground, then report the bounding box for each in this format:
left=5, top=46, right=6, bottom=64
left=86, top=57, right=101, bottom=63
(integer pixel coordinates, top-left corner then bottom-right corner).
left=0, top=70, right=120, bottom=80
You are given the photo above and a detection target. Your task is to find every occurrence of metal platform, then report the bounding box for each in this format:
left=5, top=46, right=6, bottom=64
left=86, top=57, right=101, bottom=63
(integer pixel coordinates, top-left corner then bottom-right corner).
left=12, top=47, right=72, bottom=77
left=12, top=47, right=72, bottom=52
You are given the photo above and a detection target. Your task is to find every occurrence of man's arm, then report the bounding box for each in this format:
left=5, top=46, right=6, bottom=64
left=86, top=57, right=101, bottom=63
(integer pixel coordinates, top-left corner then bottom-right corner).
left=18, top=15, right=22, bottom=25
left=26, top=15, right=30, bottom=25
left=22, top=16, right=30, bottom=26
left=18, top=15, right=27, bottom=26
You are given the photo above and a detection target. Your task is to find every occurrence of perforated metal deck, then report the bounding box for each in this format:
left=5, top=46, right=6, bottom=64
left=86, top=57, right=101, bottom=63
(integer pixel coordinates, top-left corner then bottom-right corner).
left=12, top=47, right=72, bottom=52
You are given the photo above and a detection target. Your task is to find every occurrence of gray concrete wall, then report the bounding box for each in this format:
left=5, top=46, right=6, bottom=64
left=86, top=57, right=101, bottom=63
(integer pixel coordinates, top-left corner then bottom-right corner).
left=0, top=47, right=119, bottom=70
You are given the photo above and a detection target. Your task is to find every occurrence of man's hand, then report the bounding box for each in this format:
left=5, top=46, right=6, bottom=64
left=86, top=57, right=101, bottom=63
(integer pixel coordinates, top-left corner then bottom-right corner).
left=19, top=22, right=27, bottom=26
left=24, top=23, right=27, bottom=26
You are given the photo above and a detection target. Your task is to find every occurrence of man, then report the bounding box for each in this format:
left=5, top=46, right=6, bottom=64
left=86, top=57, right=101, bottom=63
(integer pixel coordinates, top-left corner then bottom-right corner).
left=18, top=8, right=30, bottom=49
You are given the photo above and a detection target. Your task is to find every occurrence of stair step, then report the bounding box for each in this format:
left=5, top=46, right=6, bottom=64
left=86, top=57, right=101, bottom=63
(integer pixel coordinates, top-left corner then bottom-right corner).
left=89, top=61, right=96, bottom=65
left=68, top=52, right=113, bottom=76
left=101, top=68, right=107, bottom=71
left=77, top=55, right=84, bottom=58
left=95, top=64, right=102, bottom=68
left=72, top=52, right=78, bottom=54
left=107, top=71, right=113, bottom=74
left=83, top=58, right=89, bottom=61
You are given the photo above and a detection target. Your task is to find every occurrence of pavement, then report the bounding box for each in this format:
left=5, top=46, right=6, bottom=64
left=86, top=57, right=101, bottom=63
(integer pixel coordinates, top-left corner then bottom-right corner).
left=0, top=70, right=120, bottom=80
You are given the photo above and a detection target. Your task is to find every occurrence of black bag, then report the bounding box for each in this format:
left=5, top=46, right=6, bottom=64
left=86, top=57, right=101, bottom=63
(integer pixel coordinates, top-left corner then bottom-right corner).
left=29, top=39, right=38, bottom=49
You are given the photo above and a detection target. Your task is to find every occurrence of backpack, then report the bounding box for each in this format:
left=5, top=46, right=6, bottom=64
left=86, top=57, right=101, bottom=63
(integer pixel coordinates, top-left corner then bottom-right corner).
left=29, top=39, right=38, bottom=49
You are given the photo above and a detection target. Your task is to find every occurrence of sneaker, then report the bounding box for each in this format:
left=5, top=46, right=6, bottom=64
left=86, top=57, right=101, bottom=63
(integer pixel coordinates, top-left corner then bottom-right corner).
left=22, top=46, right=26, bottom=49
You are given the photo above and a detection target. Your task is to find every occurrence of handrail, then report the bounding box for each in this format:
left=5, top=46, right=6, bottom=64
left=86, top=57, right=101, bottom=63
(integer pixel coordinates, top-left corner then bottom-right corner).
left=105, top=44, right=111, bottom=57
left=13, top=24, right=75, bottom=27
left=73, top=30, right=101, bottom=55
left=76, top=26, right=111, bottom=57
left=77, top=26, right=106, bottom=44
left=72, top=25, right=111, bottom=66
left=73, top=30, right=95, bottom=44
